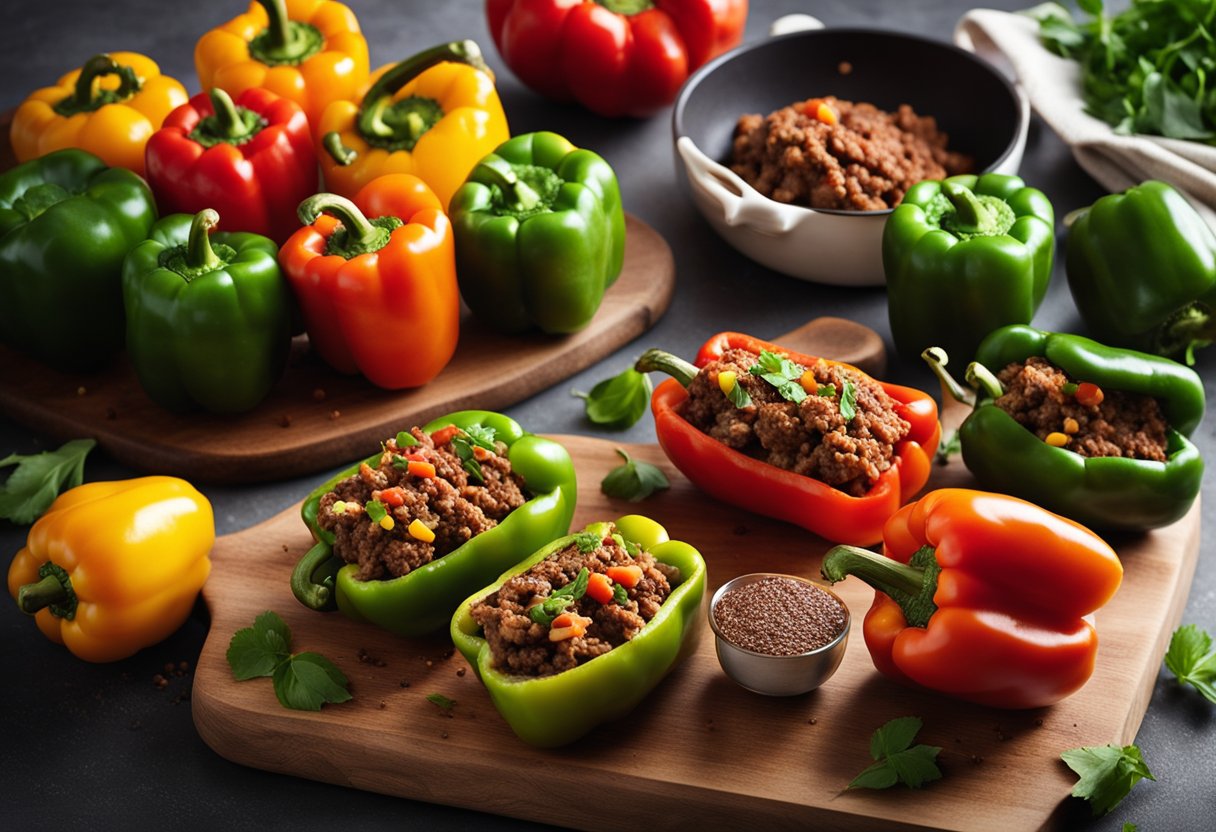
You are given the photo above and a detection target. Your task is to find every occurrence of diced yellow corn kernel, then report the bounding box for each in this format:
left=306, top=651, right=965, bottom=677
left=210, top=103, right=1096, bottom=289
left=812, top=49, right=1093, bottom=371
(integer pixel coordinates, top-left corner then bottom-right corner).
left=408, top=518, right=435, bottom=543
left=1045, top=432, right=1069, bottom=447
left=1063, top=418, right=1080, bottom=435
left=379, top=515, right=395, bottom=531
left=718, top=370, right=737, bottom=395
left=332, top=500, right=347, bottom=514
left=816, top=103, right=838, bottom=125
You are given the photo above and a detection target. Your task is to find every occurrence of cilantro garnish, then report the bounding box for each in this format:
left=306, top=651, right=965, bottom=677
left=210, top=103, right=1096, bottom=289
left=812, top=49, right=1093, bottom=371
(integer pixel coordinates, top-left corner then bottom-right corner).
left=462, top=423, right=497, bottom=451
left=451, top=437, right=483, bottom=483
left=726, top=377, right=752, bottom=408
left=601, top=448, right=670, bottom=502
left=839, top=379, right=857, bottom=421
left=817, top=383, right=836, bottom=397
left=1061, top=744, right=1154, bottom=816
left=395, top=430, right=418, bottom=448
left=1164, top=624, right=1216, bottom=703
left=748, top=350, right=807, bottom=403
left=573, top=532, right=602, bottom=553
left=613, top=583, right=629, bottom=606
left=528, top=567, right=591, bottom=626
left=226, top=611, right=352, bottom=711
left=574, top=366, right=653, bottom=428
left=427, top=693, right=455, bottom=711
left=364, top=500, right=388, bottom=524
left=848, top=717, right=942, bottom=790
left=0, top=438, right=95, bottom=524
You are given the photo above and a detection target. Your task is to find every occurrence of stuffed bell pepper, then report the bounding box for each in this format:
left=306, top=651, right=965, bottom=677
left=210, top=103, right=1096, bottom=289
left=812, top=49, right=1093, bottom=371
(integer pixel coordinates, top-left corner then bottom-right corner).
left=450, top=131, right=625, bottom=334
left=318, top=40, right=509, bottom=209
left=291, top=411, right=577, bottom=637
left=0, top=148, right=157, bottom=372
left=822, top=488, right=1123, bottom=709
left=451, top=515, right=706, bottom=747
left=11, top=52, right=188, bottom=176
left=635, top=332, right=940, bottom=546
left=884, top=173, right=1055, bottom=366
left=280, top=175, right=459, bottom=388
left=8, top=477, right=214, bottom=663
left=146, top=87, right=318, bottom=244
left=195, top=0, right=368, bottom=128
left=925, top=325, right=1204, bottom=531
left=122, top=209, right=292, bottom=413
left=1067, top=180, right=1216, bottom=365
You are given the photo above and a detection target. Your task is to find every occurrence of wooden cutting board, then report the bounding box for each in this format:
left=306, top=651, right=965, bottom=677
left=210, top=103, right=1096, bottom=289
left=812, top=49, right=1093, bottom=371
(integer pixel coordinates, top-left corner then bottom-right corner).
left=191, top=323, right=1199, bottom=831
left=0, top=212, right=674, bottom=483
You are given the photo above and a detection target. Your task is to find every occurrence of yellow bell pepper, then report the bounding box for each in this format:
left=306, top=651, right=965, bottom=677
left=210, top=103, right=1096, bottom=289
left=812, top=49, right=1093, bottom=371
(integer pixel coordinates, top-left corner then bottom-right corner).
left=195, top=0, right=369, bottom=130
left=7, top=477, right=214, bottom=663
left=10, top=52, right=188, bottom=176
left=318, top=40, right=509, bottom=209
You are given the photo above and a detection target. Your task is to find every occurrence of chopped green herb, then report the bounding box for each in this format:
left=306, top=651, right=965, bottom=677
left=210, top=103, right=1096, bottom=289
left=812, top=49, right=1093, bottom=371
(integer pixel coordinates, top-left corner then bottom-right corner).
left=1063, top=382, right=1079, bottom=395
left=462, top=423, right=497, bottom=451
left=529, top=567, right=591, bottom=625
left=226, top=610, right=352, bottom=711
left=1123, top=823, right=1138, bottom=832
left=0, top=438, right=96, bottom=524
left=395, top=430, right=418, bottom=448
left=601, top=448, right=671, bottom=502
left=848, top=716, right=942, bottom=790
left=573, top=532, right=601, bottom=553
left=623, top=539, right=641, bottom=557
left=613, top=583, right=629, bottom=606
left=427, top=692, right=455, bottom=711
left=935, top=429, right=962, bottom=465
left=817, top=383, right=837, bottom=397
left=749, top=349, right=807, bottom=403
left=725, top=377, right=753, bottom=408
left=574, top=366, right=653, bottom=429
left=1061, top=744, right=1154, bottom=816
left=1164, top=623, right=1216, bottom=703
left=839, top=379, right=857, bottom=421
left=364, top=500, right=388, bottom=524
left=451, top=437, right=483, bottom=483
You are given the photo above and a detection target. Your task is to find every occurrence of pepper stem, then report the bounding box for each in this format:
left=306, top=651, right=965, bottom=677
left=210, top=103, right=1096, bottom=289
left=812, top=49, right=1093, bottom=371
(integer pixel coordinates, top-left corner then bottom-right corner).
left=1158, top=302, right=1216, bottom=366
left=208, top=89, right=244, bottom=139
left=258, top=0, right=291, bottom=51
left=53, top=54, right=141, bottom=117
left=596, top=0, right=656, bottom=14
left=186, top=209, right=223, bottom=270
left=17, top=574, right=67, bottom=614
left=821, top=544, right=940, bottom=628
left=298, top=194, right=378, bottom=244
left=291, top=541, right=342, bottom=612
left=942, top=181, right=990, bottom=232
left=248, top=0, right=324, bottom=66
left=965, top=361, right=1004, bottom=400
left=635, top=348, right=700, bottom=388
left=323, top=131, right=357, bottom=166
left=477, top=156, right=542, bottom=213
left=922, top=347, right=975, bottom=406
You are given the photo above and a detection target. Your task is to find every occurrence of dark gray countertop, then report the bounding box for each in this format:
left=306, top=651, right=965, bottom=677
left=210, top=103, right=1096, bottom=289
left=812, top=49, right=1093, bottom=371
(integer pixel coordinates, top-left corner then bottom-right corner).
left=1, top=1, right=1212, bottom=829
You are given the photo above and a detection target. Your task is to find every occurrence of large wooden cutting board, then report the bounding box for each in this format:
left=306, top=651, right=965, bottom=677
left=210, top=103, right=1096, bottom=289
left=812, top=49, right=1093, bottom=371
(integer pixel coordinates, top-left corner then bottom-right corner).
left=0, top=212, right=673, bottom=484
left=191, top=320, right=1199, bottom=830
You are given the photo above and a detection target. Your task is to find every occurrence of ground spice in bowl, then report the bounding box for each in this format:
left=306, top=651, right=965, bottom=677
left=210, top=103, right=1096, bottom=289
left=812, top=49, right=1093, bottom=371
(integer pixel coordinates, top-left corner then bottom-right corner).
left=713, top=576, right=847, bottom=655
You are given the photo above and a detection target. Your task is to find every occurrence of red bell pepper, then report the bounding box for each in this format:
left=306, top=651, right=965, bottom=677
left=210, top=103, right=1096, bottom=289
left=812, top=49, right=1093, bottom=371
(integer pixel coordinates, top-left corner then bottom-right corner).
left=278, top=174, right=459, bottom=389
left=145, top=87, right=317, bottom=244
left=636, top=331, right=940, bottom=546
left=821, top=489, right=1124, bottom=709
left=486, top=0, right=748, bottom=117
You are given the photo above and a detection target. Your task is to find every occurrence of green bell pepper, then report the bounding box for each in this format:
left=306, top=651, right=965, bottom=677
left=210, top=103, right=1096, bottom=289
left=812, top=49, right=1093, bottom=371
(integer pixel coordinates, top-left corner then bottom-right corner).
left=1066, top=180, right=1216, bottom=364
left=291, top=410, right=577, bottom=636
left=0, top=148, right=156, bottom=371
left=926, top=325, right=1204, bottom=531
left=884, top=173, right=1055, bottom=365
left=449, top=130, right=625, bottom=334
left=450, top=514, right=706, bottom=748
left=121, top=209, right=291, bottom=413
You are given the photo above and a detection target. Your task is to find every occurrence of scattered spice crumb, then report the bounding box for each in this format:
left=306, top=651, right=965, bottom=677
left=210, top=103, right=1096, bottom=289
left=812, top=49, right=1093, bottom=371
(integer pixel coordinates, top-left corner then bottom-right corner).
left=280, top=414, right=293, bottom=428
left=329, top=409, right=341, bottom=421
left=282, top=544, right=289, bottom=553
left=808, top=717, right=817, bottom=725
left=441, top=732, right=449, bottom=739
left=76, top=386, right=87, bottom=396
left=838, top=61, right=853, bottom=75
left=971, top=755, right=983, bottom=765
left=456, top=667, right=466, bottom=677
left=356, top=648, right=387, bottom=667
left=152, top=674, right=168, bottom=689
left=426, top=660, right=433, bottom=668
left=312, top=388, right=327, bottom=402
left=171, top=692, right=191, bottom=705
left=378, top=701, right=387, bottom=710
left=164, top=663, right=175, bottom=674
left=1035, top=718, right=1044, bottom=727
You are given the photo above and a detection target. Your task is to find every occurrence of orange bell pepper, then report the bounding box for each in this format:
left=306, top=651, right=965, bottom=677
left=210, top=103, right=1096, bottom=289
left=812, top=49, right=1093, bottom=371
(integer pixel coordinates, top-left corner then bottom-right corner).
left=7, top=477, right=214, bottom=663
left=195, top=0, right=369, bottom=129
left=11, top=52, right=188, bottom=176
left=821, top=488, right=1124, bottom=709
left=318, top=40, right=509, bottom=209
left=279, top=174, right=459, bottom=389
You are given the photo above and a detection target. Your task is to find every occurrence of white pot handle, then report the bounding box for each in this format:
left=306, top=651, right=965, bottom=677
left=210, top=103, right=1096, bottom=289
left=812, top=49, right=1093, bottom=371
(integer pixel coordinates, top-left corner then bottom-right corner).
left=677, top=137, right=801, bottom=235
left=770, top=14, right=825, bottom=36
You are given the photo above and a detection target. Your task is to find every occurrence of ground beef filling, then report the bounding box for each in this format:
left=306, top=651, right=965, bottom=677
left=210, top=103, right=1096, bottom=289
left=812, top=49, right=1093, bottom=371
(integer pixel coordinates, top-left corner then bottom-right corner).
left=469, top=531, right=678, bottom=678
left=679, top=348, right=911, bottom=496
left=994, top=357, right=1170, bottom=461
left=730, top=96, right=972, bottom=211
left=317, top=426, right=527, bottom=581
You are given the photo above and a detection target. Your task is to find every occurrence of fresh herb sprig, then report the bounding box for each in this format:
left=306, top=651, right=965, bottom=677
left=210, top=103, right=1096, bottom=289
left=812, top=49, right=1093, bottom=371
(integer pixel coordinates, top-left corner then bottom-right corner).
left=451, top=424, right=495, bottom=484
left=601, top=448, right=670, bottom=502
left=1033, top=0, right=1216, bottom=141
left=749, top=350, right=807, bottom=403
left=226, top=611, right=352, bottom=711
left=529, top=567, right=591, bottom=626
left=0, top=438, right=96, bottom=524
left=1164, top=623, right=1216, bottom=703
left=848, top=716, right=942, bottom=790
left=574, top=366, right=652, bottom=429
left=1061, top=743, right=1155, bottom=815
left=427, top=692, right=455, bottom=711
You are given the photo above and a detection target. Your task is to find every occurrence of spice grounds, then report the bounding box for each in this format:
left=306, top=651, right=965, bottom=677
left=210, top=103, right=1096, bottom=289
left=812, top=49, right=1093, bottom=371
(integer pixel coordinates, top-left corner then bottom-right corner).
left=714, top=576, right=846, bottom=655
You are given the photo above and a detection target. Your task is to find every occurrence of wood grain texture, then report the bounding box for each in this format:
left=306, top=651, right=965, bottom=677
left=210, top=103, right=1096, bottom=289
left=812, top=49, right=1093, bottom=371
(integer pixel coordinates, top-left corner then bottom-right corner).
left=0, top=213, right=674, bottom=483
left=192, top=437, right=1199, bottom=832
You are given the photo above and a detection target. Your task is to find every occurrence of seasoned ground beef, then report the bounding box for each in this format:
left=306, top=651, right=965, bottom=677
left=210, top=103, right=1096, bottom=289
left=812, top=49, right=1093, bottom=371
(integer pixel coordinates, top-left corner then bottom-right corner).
left=680, top=348, right=911, bottom=496
left=317, top=426, right=527, bottom=581
left=469, top=529, right=678, bottom=678
left=730, top=96, right=972, bottom=211
left=994, top=357, right=1169, bottom=461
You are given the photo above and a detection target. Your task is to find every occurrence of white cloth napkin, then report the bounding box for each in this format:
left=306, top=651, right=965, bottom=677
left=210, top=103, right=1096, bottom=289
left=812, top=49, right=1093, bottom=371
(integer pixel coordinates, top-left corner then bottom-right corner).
left=955, top=7, right=1216, bottom=229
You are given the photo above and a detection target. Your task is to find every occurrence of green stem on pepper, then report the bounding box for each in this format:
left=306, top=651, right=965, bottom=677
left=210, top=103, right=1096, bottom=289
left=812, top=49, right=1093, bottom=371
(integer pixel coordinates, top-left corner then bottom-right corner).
left=290, top=541, right=342, bottom=612
left=634, top=348, right=699, bottom=388
left=52, top=54, right=142, bottom=117
left=17, top=562, right=77, bottom=619
left=322, top=131, right=358, bottom=166
left=922, top=347, right=975, bottom=406
left=940, top=181, right=1015, bottom=239
left=298, top=193, right=403, bottom=259
left=248, top=0, right=324, bottom=67
left=821, top=544, right=940, bottom=628
left=477, top=156, right=544, bottom=215
left=189, top=89, right=264, bottom=147
left=965, top=361, right=1005, bottom=400
left=187, top=209, right=223, bottom=271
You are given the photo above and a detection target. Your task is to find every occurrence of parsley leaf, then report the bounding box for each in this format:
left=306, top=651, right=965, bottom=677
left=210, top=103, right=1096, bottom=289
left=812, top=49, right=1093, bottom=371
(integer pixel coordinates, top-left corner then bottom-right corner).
left=0, top=438, right=96, bottom=524
left=601, top=448, right=670, bottom=502
left=394, top=430, right=418, bottom=448
left=1123, top=823, right=1138, bottom=832
left=748, top=350, right=807, bottom=403
left=451, top=437, right=484, bottom=483
left=574, top=366, right=653, bottom=429
left=427, top=693, right=455, bottom=711
left=935, top=429, right=962, bottom=465
left=462, top=423, right=497, bottom=451
left=613, top=583, right=629, bottom=606
left=725, top=376, right=752, bottom=408
left=364, top=499, right=388, bottom=524
left=839, top=379, right=857, bottom=421
left=573, top=533, right=601, bottom=553
left=1164, top=624, right=1216, bottom=703
left=1061, top=744, right=1154, bottom=816
left=848, top=716, right=942, bottom=790
left=529, top=567, right=591, bottom=626
left=226, top=610, right=352, bottom=710
left=817, top=383, right=836, bottom=397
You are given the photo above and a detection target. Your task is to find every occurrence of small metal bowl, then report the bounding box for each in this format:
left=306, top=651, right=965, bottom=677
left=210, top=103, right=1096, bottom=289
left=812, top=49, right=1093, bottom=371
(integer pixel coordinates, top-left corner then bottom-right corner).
left=709, top=573, right=850, bottom=696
